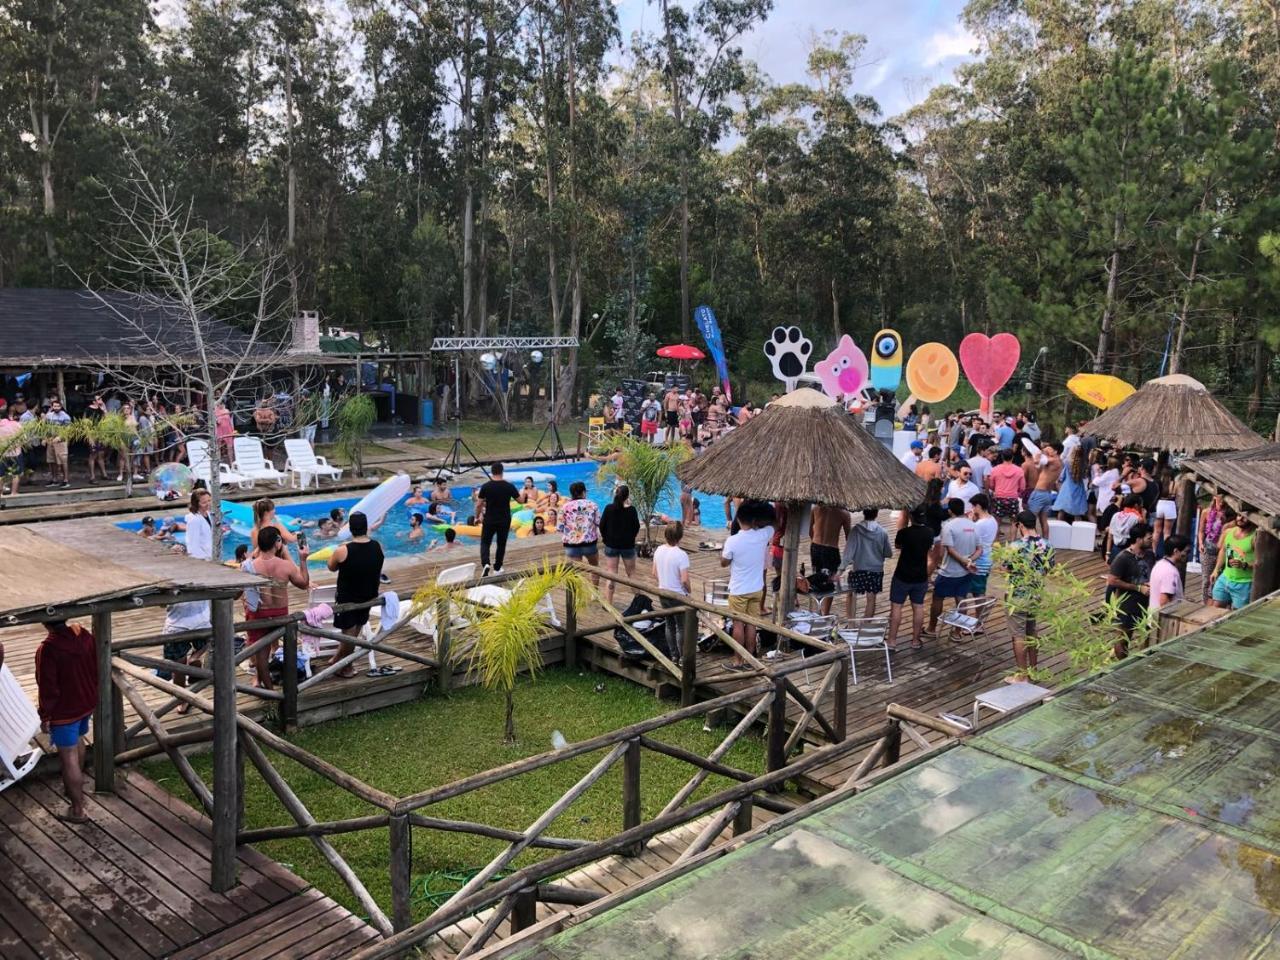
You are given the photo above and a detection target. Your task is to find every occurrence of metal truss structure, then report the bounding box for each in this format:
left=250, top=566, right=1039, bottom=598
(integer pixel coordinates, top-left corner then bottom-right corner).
left=429, top=336, right=580, bottom=351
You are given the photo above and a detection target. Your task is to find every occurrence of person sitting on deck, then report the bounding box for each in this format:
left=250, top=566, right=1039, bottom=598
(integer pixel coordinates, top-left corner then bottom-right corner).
left=36, top=619, right=99, bottom=823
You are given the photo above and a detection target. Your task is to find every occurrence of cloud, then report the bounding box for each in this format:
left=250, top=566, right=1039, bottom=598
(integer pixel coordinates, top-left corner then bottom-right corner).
left=921, top=23, right=979, bottom=67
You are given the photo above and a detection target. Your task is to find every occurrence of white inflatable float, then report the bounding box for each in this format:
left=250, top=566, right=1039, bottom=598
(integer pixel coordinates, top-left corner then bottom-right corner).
left=342, top=473, right=411, bottom=538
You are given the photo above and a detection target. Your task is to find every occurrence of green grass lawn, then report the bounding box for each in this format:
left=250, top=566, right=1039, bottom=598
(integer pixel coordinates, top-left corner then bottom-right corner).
left=316, top=440, right=404, bottom=467
left=146, top=669, right=763, bottom=923
left=410, top=420, right=586, bottom=461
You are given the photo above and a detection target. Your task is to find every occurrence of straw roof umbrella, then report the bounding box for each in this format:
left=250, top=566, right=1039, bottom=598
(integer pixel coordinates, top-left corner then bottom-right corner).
left=1081, top=374, right=1264, bottom=456
left=677, top=388, right=926, bottom=617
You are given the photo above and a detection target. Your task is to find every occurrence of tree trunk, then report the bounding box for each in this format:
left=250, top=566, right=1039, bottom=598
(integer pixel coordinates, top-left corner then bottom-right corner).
left=1170, top=205, right=1206, bottom=375
left=556, top=0, right=583, bottom=423
left=661, top=0, right=691, bottom=341
left=1095, top=212, right=1124, bottom=373
left=503, top=690, right=515, bottom=744
left=205, top=383, right=225, bottom=562
left=830, top=277, right=840, bottom=339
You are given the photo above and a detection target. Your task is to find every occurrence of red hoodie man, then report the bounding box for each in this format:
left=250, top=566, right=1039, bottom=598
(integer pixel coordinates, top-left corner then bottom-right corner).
left=36, top=621, right=98, bottom=822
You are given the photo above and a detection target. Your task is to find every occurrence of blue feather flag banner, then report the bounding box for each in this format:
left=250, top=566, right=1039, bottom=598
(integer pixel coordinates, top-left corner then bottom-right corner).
left=694, top=305, right=732, bottom=403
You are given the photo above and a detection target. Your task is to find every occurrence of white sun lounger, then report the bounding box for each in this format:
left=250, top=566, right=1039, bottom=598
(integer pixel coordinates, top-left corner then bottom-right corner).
left=232, top=436, right=286, bottom=486
left=187, top=439, right=253, bottom=490
left=0, top=665, right=42, bottom=792
left=284, top=438, right=343, bottom=489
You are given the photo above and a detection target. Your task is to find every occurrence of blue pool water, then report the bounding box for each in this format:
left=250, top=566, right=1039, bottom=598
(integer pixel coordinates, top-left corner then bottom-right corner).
left=117, top=460, right=729, bottom=562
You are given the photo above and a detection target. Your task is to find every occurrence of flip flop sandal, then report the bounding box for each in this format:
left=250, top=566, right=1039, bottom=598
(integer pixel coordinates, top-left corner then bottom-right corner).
left=366, top=668, right=382, bottom=677
left=378, top=665, right=401, bottom=675
left=55, top=811, right=90, bottom=824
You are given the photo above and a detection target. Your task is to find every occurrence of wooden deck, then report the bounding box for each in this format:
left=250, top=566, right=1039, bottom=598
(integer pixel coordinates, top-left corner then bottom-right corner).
left=2, top=516, right=1202, bottom=799
left=0, top=769, right=378, bottom=960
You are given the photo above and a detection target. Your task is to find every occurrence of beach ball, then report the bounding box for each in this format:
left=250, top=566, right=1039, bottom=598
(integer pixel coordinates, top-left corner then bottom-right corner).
left=151, top=462, right=194, bottom=501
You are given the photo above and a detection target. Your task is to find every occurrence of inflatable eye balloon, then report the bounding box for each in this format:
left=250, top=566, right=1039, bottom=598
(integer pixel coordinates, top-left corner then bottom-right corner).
left=958, top=332, right=1021, bottom=416
left=763, top=326, right=813, bottom=393
left=869, top=329, right=903, bottom=392
left=905, top=343, right=960, bottom=404
left=813, top=335, right=870, bottom=400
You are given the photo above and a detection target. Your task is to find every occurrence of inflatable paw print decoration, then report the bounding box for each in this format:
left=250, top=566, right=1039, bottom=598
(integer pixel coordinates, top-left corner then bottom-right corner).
left=764, top=326, right=813, bottom=393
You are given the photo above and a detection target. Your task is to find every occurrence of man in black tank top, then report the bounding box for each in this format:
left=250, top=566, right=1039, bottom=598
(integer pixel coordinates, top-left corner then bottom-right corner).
left=325, top=511, right=385, bottom=678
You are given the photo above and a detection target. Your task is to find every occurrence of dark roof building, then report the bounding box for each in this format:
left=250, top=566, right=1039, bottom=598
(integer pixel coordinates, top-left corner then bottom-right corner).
left=0, top=287, right=277, bottom=367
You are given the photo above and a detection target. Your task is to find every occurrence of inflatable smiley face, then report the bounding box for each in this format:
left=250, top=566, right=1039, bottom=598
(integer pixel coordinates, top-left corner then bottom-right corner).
left=869, top=329, right=903, bottom=392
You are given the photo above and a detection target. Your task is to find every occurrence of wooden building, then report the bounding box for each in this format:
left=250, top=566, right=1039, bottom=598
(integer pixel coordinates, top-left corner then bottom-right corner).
left=1183, top=442, right=1280, bottom=601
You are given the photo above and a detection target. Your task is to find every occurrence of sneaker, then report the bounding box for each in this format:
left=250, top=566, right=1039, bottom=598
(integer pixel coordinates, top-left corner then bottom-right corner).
left=61, top=482, right=70, bottom=489
left=116, top=475, right=123, bottom=482
left=482, top=564, right=492, bottom=577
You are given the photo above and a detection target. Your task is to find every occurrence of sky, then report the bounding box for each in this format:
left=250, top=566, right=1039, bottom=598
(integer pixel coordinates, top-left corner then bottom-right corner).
left=613, top=0, right=980, bottom=118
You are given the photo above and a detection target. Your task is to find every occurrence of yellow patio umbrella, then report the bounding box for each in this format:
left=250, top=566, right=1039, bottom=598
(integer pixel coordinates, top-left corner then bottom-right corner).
left=1067, top=373, right=1136, bottom=410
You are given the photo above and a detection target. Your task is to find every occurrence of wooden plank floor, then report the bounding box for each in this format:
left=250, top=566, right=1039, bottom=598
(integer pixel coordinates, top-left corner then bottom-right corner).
left=0, top=769, right=378, bottom=960
left=422, top=804, right=779, bottom=958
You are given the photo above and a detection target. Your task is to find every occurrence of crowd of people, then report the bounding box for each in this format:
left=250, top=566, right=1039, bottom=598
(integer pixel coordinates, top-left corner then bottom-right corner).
left=599, top=384, right=762, bottom=449
left=0, top=381, right=330, bottom=496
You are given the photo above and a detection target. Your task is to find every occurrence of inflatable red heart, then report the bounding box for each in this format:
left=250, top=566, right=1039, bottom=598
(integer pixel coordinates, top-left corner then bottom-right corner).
left=959, top=332, right=1021, bottom=413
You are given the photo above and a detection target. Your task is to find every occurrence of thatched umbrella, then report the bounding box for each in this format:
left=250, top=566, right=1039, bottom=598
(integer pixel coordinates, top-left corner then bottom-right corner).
left=677, top=388, right=926, bottom=616
left=1082, top=374, right=1264, bottom=456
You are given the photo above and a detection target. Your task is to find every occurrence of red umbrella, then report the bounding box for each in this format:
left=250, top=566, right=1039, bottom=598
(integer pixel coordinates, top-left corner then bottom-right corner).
left=656, top=344, right=706, bottom=361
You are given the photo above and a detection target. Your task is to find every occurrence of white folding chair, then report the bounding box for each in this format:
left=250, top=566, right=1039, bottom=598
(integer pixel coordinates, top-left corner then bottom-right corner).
left=835, top=615, right=893, bottom=685
left=940, top=595, right=997, bottom=643
left=188, top=438, right=252, bottom=490
left=232, top=436, right=286, bottom=486
left=0, top=665, right=42, bottom=791
left=284, top=438, right=343, bottom=489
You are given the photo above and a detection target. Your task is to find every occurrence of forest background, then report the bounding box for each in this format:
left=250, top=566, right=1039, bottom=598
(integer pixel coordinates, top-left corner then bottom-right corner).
left=4, top=0, right=1280, bottom=424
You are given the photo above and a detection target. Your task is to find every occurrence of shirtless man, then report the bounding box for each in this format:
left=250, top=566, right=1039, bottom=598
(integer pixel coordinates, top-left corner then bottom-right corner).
left=245, top=527, right=310, bottom=689
left=810, top=503, right=851, bottom=615
left=1026, top=443, right=1062, bottom=538
left=661, top=387, right=681, bottom=445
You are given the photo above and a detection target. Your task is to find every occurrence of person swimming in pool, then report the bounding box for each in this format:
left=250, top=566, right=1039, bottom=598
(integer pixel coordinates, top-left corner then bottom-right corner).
left=406, top=484, right=428, bottom=506
left=517, top=476, right=538, bottom=505
left=408, top=513, right=425, bottom=541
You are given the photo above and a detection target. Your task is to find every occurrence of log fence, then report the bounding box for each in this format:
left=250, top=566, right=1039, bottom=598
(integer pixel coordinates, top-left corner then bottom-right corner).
left=84, top=560, right=908, bottom=957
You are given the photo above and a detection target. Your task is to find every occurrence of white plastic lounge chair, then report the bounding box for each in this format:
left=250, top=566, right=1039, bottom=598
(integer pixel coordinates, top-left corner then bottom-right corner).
left=284, top=438, right=343, bottom=489
left=188, top=439, right=252, bottom=490
left=232, top=436, right=286, bottom=486
left=0, top=665, right=42, bottom=791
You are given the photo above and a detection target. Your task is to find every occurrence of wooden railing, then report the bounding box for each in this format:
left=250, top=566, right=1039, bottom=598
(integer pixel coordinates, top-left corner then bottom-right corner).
left=110, top=659, right=866, bottom=946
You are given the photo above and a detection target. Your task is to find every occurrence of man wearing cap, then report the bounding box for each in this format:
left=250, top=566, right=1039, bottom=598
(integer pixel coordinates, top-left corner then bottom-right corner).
left=900, top=440, right=924, bottom=471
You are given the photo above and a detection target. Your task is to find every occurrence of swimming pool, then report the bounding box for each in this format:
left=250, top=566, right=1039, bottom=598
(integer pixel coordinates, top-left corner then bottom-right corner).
left=117, top=460, right=730, bottom=562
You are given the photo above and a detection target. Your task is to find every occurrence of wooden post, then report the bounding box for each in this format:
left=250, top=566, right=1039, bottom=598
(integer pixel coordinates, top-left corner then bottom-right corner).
left=680, top=607, right=698, bottom=707
left=778, top=501, right=805, bottom=623
left=833, top=654, right=849, bottom=742
left=1175, top=475, right=1197, bottom=539
left=210, top=597, right=240, bottom=893
left=732, top=795, right=754, bottom=837
left=622, top=738, right=642, bottom=855
left=883, top=719, right=902, bottom=768
left=389, top=814, right=413, bottom=932
left=437, top=599, right=452, bottom=693
left=1251, top=528, right=1280, bottom=602
left=281, top=621, right=299, bottom=732
left=56, top=368, right=66, bottom=405
left=767, top=677, right=788, bottom=777
left=563, top=584, right=578, bottom=669
left=92, top=611, right=115, bottom=793
left=511, top=886, right=539, bottom=932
